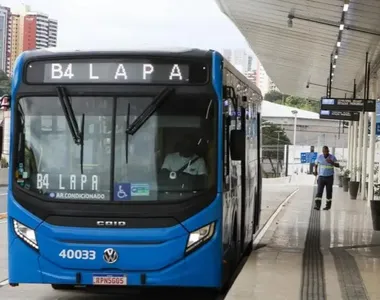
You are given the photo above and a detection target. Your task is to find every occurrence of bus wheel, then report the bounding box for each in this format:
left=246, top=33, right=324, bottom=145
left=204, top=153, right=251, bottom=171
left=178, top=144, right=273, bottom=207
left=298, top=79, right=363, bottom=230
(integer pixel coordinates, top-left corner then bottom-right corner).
left=51, top=284, right=75, bottom=290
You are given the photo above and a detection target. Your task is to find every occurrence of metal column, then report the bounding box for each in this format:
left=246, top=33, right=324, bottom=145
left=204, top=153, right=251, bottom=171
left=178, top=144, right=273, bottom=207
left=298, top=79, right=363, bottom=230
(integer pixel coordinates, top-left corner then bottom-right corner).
left=361, top=112, right=369, bottom=199
left=347, top=123, right=352, bottom=170
left=368, top=75, right=378, bottom=202
left=357, top=111, right=364, bottom=183
left=351, top=121, right=358, bottom=181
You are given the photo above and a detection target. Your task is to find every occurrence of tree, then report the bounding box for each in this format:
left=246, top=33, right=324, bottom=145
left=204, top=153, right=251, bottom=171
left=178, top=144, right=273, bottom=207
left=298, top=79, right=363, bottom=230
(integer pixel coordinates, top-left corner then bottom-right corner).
left=284, top=95, right=319, bottom=113
left=264, top=90, right=320, bottom=113
left=262, top=120, right=291, bottom=176
left=0, top=70, right=10, bottom=95
left=264, top=90, right=284, bottom=103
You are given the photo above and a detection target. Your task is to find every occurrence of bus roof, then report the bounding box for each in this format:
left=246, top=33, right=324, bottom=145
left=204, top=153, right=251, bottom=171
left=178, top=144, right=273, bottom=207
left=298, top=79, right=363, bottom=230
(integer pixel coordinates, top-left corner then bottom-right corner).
left=20, top=47, right=215, bottom=60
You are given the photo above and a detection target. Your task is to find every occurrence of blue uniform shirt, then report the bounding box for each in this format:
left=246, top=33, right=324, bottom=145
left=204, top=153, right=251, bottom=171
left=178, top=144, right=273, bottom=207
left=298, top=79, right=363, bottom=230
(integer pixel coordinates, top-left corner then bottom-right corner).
left=315, top=154, right=337, bottom=177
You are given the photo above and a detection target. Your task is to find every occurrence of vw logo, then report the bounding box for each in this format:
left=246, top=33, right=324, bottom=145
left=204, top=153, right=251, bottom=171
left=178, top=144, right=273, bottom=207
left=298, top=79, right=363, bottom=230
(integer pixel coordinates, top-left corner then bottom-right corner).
left=103, top=248, right=118, bottom=264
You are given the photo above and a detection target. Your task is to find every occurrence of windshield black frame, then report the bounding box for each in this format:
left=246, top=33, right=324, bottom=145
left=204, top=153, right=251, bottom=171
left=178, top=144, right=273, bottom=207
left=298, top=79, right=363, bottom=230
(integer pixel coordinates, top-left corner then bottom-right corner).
left=12, top=88, right=218, bottom=205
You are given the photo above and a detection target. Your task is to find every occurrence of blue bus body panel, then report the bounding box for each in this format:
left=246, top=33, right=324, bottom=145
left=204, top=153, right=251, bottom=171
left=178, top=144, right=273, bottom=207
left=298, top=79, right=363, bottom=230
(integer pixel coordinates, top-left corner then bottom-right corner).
left=212, top=51, right=224, bottom=194
left=8, top=193, right=223, bottom=286
left=8, top=50, right=225, bottom=288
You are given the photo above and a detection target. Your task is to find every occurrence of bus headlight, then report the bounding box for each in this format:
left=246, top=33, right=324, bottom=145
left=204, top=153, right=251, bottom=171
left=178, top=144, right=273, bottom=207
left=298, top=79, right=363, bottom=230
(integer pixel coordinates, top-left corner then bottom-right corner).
left=185, top=222, right=215, bottom=253
left=13, top=220, right=39, bottom=250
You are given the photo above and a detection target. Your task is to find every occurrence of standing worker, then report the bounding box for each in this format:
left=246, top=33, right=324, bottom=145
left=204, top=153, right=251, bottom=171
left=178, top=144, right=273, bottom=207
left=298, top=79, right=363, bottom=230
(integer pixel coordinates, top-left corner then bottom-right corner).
left=313, top=146, right=340, bottom=210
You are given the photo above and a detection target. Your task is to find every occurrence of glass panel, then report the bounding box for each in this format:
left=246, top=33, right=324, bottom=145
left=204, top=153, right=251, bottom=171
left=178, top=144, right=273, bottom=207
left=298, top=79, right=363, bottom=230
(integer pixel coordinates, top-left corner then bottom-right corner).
left=113, top=95, right=217, bottom=201
left=14, top=94, right=217, bottom=203
left=15, top=96, right=113, bottom=201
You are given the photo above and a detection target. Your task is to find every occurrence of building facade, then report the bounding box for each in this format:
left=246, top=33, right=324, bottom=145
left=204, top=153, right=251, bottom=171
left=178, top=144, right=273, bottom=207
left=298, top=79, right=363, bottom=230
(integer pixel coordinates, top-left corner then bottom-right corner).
left=0, top=6, right=11, bottom=76
left=221, top=48, right=281, bottom=95
left=262, top=100, right=348, bottom=148
left=2, top=5, right=58, bottom=163
left=9, top=5, right=58, bottom=74
left=10, top=14, right=21, bottom=74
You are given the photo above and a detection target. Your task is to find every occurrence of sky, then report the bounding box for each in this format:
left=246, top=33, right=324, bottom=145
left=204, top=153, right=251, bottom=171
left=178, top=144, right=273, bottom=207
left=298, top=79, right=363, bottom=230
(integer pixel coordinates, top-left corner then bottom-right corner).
left=4, top=0, right=253, bottom=53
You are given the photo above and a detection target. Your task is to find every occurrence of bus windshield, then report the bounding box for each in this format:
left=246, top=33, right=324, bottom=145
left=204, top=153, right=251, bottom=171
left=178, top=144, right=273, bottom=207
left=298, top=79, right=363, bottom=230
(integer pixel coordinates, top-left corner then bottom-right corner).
left=14, top=93, right=217, bottom=202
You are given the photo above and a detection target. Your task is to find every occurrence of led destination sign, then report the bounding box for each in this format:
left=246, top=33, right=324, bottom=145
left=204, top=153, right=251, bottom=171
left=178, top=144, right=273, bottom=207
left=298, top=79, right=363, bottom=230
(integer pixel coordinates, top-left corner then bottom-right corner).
left=25, top=59, right=208, bottom=84
left=319, top=110, right=360, bottom=121
left=320, top=98, right=376, bottom=112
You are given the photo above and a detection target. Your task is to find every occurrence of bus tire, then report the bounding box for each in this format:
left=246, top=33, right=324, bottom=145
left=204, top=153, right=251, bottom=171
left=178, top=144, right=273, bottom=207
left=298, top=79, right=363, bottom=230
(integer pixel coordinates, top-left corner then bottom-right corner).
left=51, top=284, right=75, bottom=290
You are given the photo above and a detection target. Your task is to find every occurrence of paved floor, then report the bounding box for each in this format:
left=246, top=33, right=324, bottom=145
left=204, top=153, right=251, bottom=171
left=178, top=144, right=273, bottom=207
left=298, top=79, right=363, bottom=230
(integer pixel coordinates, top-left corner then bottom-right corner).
left=0, top=187, right=8, bottom=214
left=226, top=177, right=380, bottom=300
left=0, top=180, right=297, bottom=299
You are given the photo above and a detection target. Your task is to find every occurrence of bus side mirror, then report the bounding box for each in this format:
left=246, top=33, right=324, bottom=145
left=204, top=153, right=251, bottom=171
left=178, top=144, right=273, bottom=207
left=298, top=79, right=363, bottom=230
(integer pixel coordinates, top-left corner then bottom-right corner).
left=230, top=129, right=245, bottom=161
left=0, top=94, right=10, bottom=111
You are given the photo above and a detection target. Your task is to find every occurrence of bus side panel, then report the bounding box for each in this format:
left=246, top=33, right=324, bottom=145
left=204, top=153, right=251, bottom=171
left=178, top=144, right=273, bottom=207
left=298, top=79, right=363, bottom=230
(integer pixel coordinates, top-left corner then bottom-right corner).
left=211, top=52, right=224, bottom=195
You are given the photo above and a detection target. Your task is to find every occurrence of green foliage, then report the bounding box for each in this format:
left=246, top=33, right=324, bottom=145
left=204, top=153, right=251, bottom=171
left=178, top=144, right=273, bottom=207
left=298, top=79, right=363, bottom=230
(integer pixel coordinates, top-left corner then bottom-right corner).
left=374, top=183, right=380, bottom=197
left=0, top=70, right=10, bottom=95
left=262, top=120, right=291, bottom=159
left=0, top=157, right=7, bottom=168
left=264, top=90, right=288, bottom=103
left=264, top=91, right=320, bottom=113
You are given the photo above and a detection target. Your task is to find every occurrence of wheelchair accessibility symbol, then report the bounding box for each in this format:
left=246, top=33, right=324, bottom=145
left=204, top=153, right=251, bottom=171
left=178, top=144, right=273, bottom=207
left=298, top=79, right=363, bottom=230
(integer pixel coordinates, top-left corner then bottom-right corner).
left=114, top=183, right=131, bottom=201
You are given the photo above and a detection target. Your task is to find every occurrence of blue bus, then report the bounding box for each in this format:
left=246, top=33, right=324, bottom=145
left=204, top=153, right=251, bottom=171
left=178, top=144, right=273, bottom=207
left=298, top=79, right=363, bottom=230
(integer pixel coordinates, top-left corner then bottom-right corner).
left=6, top=48, right=263, bottom=291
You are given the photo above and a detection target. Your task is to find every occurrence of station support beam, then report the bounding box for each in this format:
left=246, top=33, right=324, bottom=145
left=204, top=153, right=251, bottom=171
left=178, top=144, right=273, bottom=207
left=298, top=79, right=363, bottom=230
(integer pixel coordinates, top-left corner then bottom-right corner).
left=361, top=111, right=369, bottom=199
left=357, top=110, right=364, bottom=183
left=351, top=121, right=358, bottom=181
left=368, top=74, right=378, bottom=202
left=349, top=122, right=354, bottom=176
left=347, top=122, right=351, bottom=170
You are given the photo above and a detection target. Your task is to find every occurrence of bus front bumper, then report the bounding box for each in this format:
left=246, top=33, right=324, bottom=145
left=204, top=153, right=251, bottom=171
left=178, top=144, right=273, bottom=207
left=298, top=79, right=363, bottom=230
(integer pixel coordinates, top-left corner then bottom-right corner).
left=8, top=234, right=222, bottom=288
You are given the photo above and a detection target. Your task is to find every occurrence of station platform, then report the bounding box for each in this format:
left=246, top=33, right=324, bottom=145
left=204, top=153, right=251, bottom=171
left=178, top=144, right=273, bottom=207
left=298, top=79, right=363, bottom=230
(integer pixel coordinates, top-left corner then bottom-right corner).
left=227, top=176, right=380, bottom=300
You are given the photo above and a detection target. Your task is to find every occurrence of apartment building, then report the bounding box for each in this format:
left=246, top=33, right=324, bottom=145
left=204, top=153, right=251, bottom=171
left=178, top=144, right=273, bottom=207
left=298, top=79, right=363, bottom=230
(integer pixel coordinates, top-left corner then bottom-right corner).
left=222, top=48, right=279, bottom=95
left=9, top=5, right=58, bottom=74
left=0, top=6, right=11, bottom=76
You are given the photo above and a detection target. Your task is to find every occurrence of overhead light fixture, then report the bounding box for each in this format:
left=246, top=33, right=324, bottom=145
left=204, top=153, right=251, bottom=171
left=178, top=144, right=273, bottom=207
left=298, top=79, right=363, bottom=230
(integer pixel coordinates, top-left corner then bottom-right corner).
left=343, top=3, right=349, bottom=12
left=337, top=41, right=341, bottom=47
left=333, top=64, right=336, bottom=68
left=340, top=24, right=344, bottom=30
left=332, top=73, right=334, bottom=76
left=335, top=54, right=338, bottom=59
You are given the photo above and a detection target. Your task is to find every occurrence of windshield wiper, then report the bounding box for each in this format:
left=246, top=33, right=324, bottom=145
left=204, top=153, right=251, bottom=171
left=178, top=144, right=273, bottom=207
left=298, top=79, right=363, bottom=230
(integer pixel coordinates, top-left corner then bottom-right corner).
left=56, top=86, right=85, bottom=173
left=126, top=87, right=174, bottom=135
left=80, top=114, right=85, bottom=174
left=125, top=103, right=130, bottom=164
left=56, top=87, right=81, bottom=144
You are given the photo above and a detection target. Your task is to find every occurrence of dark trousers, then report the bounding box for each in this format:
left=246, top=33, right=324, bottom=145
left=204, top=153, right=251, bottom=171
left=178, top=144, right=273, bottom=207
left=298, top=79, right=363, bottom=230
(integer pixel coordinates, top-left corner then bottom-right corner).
left=315, top=175, right=334, bottom=200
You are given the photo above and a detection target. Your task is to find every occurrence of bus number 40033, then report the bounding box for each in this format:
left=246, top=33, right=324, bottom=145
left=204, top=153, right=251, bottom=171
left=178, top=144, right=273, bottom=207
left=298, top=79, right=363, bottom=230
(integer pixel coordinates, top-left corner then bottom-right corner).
left=59, top=249, right=96, bottom=260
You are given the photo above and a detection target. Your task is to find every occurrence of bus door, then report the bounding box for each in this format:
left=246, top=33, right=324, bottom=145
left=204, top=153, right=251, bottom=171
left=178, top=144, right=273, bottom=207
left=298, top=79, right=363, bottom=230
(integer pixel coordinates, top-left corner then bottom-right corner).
left=239, top=105, right=247, bottom=254
left=253, top=110, right=262, bottom=233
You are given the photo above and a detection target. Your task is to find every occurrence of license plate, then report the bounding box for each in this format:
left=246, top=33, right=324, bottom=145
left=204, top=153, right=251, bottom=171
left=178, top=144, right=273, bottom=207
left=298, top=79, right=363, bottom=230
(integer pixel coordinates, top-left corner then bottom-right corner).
left=92, top=274, right=127, bottom=286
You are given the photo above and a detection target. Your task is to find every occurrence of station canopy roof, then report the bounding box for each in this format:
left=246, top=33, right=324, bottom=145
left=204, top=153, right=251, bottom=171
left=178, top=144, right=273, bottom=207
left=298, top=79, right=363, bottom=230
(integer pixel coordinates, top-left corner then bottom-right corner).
left=215, top=0, right=380, bottom=100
